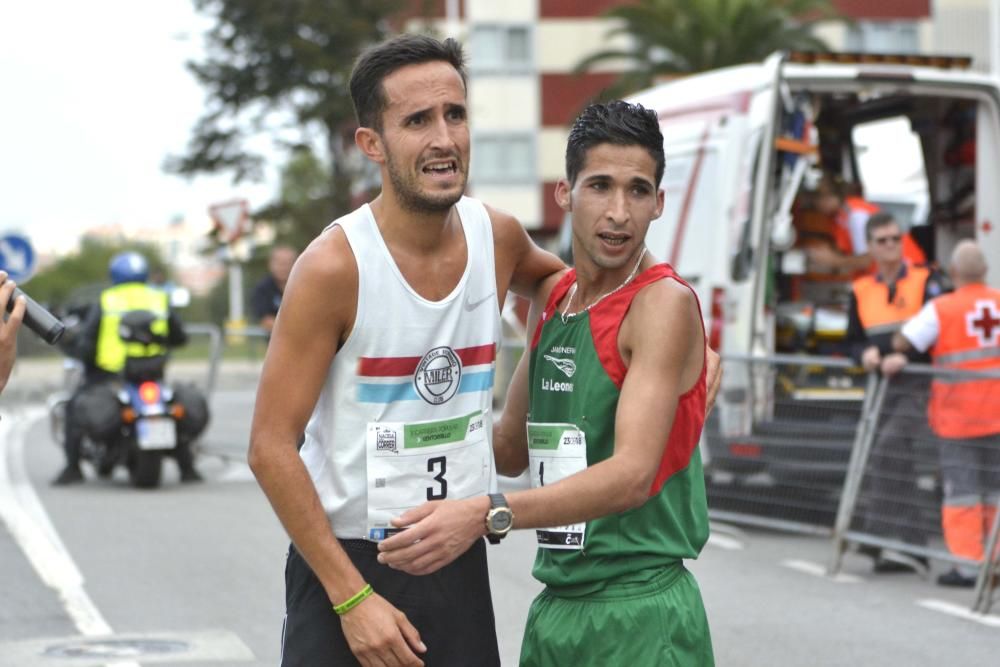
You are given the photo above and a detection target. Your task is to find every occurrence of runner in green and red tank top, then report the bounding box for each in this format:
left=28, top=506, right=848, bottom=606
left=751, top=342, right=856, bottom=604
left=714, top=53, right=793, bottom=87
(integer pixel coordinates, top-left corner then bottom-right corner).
left=378, top=100, right=717, bottom=666
left=526, top=262, right=710, bottom=591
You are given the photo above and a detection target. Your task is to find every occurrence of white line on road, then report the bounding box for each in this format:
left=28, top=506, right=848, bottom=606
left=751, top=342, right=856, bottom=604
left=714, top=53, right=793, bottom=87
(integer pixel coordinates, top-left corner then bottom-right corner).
left=781, top=559, right=863, bottom=584
left=0, top=407, right=139, bottom=667
left=916, top=599, right=1000, bottom=628
left=707, top=533, right=745, bottom=550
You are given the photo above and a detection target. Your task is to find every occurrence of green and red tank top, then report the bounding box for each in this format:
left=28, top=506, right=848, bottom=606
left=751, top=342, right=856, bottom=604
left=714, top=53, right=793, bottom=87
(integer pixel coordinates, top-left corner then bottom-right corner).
left=527, top=263, right=709, bottom=589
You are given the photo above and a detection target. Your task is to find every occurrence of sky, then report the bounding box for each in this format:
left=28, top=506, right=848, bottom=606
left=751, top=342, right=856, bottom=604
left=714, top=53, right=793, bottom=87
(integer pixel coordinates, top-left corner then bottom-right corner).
left=0, top=1, right=277, bottom=257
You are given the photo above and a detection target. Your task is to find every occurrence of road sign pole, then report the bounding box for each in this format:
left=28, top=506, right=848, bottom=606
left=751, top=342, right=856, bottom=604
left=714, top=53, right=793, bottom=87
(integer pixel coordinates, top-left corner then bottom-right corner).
left=227, top=260, right=246, bottom=338
left=208, top=200, right=251, bottom=342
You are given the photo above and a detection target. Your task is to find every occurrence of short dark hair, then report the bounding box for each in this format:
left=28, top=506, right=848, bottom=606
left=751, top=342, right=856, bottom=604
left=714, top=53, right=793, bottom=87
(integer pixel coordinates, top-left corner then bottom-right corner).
left=865, top=211, right=898, bottom=240
left=564, top=101, right=665, bottom=186
left=349, top=34, right=467, bottom=132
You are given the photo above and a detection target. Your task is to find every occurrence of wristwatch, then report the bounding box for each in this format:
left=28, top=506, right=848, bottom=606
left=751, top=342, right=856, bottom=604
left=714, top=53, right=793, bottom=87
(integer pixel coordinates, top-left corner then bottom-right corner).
left=485, top=493, right=514, bottom=544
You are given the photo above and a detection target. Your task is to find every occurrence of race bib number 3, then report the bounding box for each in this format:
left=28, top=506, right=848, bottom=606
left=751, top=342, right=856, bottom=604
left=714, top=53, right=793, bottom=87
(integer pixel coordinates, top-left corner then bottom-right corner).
left=527, top=422, right=587, bottom=550
left=367, top=411, right=491, bottom=541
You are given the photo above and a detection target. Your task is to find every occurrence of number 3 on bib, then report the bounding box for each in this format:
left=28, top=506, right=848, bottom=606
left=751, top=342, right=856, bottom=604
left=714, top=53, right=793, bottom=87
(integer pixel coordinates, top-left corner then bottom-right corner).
left=366, top=411, right=492, bottom=540
left=427, top=455, right=448, bottom=500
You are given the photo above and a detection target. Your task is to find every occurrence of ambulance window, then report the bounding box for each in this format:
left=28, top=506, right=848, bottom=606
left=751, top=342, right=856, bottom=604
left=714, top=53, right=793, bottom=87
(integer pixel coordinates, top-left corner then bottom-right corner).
left=852, top=117, right=929, bottom=230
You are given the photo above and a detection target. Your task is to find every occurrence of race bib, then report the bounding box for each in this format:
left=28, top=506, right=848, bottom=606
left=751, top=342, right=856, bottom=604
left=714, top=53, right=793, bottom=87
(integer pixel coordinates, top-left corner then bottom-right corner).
left=527, top=422, right=587, bottom=550
left=366, top=410, right=491, bottom=541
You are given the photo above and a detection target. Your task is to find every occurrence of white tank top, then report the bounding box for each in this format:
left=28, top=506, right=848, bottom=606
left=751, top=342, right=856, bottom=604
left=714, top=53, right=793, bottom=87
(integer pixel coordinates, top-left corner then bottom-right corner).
left=301, top=196, right=501, bottom=538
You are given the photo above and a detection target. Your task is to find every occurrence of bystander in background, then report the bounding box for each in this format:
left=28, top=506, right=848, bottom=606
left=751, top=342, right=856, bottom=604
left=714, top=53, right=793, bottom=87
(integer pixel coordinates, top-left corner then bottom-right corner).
left=251, top=245, right=297, bottom=335
left=886, top=240, right=1000, bottom=587
left=845, top=212, right=946, bottom=573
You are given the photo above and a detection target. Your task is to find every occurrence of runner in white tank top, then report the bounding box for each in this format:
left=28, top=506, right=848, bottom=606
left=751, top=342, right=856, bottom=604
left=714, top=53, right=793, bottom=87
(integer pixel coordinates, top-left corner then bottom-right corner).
left=249, top=36, right=566, bottom=667
left=302, top=195, right=501, bottom=539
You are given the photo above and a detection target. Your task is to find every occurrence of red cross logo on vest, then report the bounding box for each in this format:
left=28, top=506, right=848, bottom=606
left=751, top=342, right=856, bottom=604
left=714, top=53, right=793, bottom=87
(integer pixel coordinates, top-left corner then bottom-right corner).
left=965, top=299, right=1000, bottom=346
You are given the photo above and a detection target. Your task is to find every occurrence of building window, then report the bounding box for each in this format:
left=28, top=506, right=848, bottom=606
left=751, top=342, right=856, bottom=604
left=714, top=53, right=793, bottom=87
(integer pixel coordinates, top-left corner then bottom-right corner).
left=468, top=24, right=532, bottom=72
left=845, top=21, right=920, bottom=54
left=472, top=134, right=535, bottom=184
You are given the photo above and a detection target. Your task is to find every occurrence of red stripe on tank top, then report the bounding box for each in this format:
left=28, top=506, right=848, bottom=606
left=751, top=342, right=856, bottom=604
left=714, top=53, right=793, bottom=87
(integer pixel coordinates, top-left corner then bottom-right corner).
left=587, top=264, right=708, bottom=496
left=358, top=343, right=497, bottom=377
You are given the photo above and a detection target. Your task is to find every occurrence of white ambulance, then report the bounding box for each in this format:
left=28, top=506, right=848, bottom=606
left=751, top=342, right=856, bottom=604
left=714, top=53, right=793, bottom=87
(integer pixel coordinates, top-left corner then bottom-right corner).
left=625, top=52, right=1000, bottom=481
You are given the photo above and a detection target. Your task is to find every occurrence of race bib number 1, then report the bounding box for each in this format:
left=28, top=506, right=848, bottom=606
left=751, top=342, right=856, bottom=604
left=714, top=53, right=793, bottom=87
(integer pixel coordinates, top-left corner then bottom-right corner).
left=527, top=422, right=587, bottom=550
left=367, top=410, right=490, bottom=541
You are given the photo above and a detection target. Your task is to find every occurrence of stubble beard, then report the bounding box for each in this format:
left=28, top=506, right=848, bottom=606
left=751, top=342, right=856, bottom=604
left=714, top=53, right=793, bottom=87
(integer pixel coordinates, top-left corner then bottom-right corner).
left=385, top=150, right=466, bottom=214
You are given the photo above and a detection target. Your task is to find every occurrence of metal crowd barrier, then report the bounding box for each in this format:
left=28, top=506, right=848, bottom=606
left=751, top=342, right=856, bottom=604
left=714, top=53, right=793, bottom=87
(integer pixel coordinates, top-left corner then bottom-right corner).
left=179, top=322, right=225, bottom=399
left=704, top=353, right=867, bottom=536
left=828, top=362, right=1000, bottom=614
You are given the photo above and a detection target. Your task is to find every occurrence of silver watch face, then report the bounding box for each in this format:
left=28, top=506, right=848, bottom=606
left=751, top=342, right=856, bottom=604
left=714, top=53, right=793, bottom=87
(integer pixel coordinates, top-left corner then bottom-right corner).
left=490, top=509, right=513, bottom=533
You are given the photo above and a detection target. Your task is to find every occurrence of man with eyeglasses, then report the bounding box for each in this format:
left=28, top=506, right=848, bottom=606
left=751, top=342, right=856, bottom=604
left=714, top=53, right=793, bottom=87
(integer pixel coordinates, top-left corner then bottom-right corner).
left=845, top=212, right=948, bottom=573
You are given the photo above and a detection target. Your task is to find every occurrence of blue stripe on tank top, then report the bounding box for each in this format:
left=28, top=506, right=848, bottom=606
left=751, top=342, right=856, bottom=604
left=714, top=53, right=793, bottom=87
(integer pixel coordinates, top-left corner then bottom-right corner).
left=358, top=369, right=495, bottom=403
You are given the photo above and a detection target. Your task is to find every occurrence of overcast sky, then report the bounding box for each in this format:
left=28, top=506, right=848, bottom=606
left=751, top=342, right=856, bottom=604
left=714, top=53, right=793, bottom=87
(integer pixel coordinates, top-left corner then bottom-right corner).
left=0, top=1, right=276, bottom=256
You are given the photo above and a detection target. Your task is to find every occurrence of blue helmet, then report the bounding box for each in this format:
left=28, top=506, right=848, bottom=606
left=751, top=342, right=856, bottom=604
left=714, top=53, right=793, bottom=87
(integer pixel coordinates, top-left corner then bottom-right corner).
left=109, top=252, right=149, bottom=285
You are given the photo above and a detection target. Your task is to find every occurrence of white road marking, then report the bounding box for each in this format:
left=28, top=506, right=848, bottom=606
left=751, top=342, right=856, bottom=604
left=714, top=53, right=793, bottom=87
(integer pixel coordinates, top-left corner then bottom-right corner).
left=2, top=408, right=140, bottom=667
left=0, top=407, right=256, bottom=665
left=0, top=407, right=120, bottom=640
left=916, top=599, right=1000, bottom=628
left=781, top=559, right=863, bottom=584
left=214, top=461, right=256, bottom=483
left=707, top=533, right=745, bottom=550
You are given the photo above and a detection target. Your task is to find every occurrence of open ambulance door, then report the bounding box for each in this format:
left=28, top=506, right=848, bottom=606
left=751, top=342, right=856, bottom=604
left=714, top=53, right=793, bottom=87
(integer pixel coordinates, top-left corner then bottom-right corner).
left=975, top=91, right=1000, bottom=280
left=716, top=51, right=788, bottom=442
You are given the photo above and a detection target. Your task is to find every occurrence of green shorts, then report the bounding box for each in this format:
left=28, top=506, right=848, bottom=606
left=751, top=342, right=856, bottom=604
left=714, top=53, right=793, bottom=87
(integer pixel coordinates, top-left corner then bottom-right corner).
left=519, top=563, right=713, bottom=667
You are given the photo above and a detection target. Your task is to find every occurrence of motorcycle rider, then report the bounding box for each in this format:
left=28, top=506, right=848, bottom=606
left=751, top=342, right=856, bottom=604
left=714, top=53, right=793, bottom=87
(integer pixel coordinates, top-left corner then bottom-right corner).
left=53, top=251, right=196, bottom=485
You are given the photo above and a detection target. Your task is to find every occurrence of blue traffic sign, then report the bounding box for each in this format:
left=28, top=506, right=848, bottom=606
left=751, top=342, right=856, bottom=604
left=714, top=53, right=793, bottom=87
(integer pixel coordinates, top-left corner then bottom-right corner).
left=0, top=233, right=36, bottom=283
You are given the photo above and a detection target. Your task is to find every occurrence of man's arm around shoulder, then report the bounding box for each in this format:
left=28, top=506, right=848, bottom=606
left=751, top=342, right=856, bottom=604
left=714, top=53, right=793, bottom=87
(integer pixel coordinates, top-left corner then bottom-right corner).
left=493, top=268, right=568, bottom=476
left=487, top=205, right=565, bottom=301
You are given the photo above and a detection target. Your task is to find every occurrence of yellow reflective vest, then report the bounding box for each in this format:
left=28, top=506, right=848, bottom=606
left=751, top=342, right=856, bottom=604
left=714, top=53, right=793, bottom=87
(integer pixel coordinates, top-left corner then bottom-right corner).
left=95, top=283, right=170, bottom=374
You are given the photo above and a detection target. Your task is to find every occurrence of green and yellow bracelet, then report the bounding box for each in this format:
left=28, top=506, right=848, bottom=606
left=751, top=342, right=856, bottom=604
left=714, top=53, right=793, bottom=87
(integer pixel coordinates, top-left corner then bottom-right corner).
left=333, top=583, right=374, bottom=615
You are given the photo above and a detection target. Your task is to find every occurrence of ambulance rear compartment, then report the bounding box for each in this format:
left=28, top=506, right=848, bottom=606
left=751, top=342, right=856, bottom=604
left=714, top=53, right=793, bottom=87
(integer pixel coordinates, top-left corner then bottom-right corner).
left=704, top=59, right=1000, bottom=490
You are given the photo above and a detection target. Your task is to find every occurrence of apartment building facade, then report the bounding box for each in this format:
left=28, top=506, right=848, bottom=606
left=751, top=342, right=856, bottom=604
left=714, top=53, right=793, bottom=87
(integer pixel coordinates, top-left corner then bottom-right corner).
left=407, top=0, right=996, bottom=235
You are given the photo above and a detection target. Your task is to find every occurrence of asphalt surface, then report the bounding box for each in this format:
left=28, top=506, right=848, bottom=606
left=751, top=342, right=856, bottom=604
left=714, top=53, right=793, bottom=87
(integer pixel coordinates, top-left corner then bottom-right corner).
left=1, top=363, right=999, bottom=666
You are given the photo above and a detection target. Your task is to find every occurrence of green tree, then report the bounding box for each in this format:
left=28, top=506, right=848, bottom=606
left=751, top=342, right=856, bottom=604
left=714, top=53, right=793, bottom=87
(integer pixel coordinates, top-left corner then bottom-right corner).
left=256, top=146, right=343, bottom=251
left=26, top=238, right=167, bottom=309
left=577, top=0, right=839, bottom=96
left=166, top=0, right=414, bottom=242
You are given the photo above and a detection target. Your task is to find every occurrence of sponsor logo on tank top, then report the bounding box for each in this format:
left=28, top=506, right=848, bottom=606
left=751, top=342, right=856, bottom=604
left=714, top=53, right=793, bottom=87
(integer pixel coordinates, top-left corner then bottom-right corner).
left=541, top=378, right=574, bottom=392
left=542, top=346, right=576, bottom=392
left=543, top=354, right=576, bottom=378
left=413, top=346, right=462, bottom=404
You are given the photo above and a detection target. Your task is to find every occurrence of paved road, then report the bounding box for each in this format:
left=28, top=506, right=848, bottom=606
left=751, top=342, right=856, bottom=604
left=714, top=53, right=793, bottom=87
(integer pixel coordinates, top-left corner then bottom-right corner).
left=1, top=380, right=999, bottom=666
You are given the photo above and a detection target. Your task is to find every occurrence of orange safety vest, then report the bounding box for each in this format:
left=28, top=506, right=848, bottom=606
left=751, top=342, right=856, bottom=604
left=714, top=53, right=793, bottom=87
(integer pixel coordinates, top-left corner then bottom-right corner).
left=928, top=283, right=1000, bottom=438
left=844, top=196, right=879, bottom=219
left=852, top=264, right=929, bottom=337
left=901, top=233, right=927, bottom=266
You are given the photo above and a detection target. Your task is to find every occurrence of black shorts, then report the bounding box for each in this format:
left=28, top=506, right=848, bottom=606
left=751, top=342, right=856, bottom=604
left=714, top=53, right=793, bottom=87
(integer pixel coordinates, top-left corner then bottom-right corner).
left=280, top=538, right=500, bottom=666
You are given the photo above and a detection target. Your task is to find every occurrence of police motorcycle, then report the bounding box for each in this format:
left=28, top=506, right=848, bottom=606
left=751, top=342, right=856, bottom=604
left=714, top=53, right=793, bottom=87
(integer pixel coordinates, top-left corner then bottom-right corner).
left=48, top=279, right=209, bottom=488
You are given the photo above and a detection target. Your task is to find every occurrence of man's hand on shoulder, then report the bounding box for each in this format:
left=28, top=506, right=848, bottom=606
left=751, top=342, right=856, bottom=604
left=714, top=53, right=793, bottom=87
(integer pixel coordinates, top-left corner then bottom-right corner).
left=376, top=497, right=490, bottom=576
